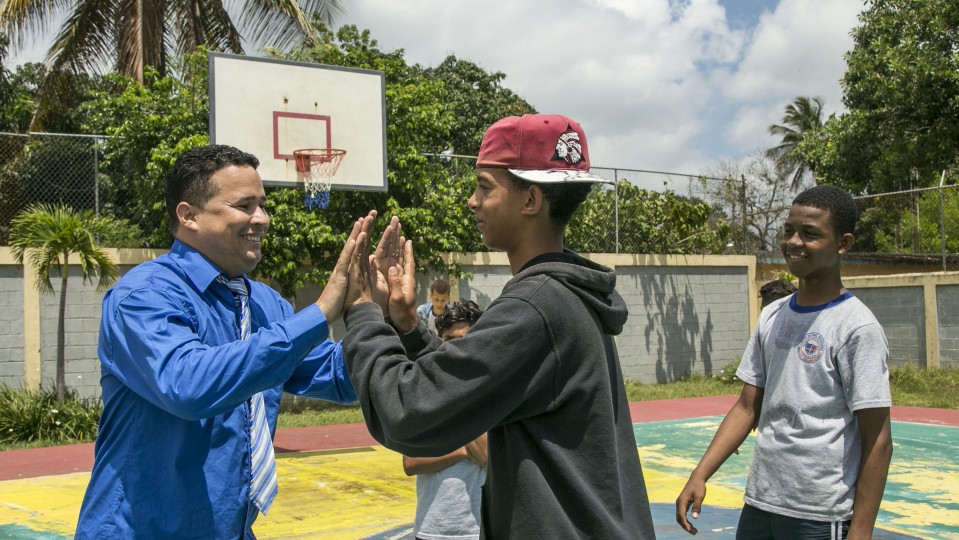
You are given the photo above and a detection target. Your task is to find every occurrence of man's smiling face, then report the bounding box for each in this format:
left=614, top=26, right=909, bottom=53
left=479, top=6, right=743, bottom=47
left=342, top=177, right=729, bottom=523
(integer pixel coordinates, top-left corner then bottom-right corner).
left=188, top=164, right=270, bottom=278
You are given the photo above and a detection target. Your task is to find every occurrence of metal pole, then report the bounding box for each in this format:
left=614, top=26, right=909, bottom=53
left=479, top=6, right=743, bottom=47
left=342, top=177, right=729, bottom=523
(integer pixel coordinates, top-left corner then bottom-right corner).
left=939, top=170, right=947, bottom=271
left=614, top=169, right=620, bottom=254
left=94, top=137, right=100, bottom=215
left=741, top=175, right=748, bottom=253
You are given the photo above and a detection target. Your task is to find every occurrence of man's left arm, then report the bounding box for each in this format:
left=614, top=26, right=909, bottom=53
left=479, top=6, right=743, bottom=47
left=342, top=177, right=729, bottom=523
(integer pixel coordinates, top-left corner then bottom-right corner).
left=848, top=406, right=892, bottom=540
left=284, top=338, right=357, bottom=404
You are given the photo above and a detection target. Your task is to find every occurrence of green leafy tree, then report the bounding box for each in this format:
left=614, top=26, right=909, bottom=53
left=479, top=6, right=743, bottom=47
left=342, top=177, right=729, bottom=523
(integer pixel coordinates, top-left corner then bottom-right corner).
left=799, top=0, right=959, bottom=193
left=767, top=96, right=828, bottom=190
left=872, top=187, right=959, bottom=254
left=425, top=55, right=536, bottom=156
left=81, top=50, right=210, bottom=247
left=0, top=0, right=343, bottom=128
left=10, top=204, right=121, bottom=401
left=566, top=182, right=729, bottom=254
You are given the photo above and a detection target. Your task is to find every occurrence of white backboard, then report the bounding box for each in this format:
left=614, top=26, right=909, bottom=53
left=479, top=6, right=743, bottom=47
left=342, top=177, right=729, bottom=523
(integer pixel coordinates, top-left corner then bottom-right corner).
left=209, top=53, right=387, bottom=191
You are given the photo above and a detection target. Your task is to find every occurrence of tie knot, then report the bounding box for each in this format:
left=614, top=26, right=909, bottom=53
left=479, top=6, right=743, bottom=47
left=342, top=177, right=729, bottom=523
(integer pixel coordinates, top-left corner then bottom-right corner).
left=217, top=275, right=248, bottom=301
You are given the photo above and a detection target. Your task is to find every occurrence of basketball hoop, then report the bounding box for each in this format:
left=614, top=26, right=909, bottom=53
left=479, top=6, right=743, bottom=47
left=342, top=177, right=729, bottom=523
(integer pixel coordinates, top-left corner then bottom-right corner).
left=293, top=148, right=347, bottom=210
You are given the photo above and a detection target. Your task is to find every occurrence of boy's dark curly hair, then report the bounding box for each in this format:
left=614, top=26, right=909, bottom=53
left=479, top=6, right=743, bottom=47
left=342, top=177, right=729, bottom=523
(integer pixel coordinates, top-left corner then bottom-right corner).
left=435, top=298, right=484, bottom=336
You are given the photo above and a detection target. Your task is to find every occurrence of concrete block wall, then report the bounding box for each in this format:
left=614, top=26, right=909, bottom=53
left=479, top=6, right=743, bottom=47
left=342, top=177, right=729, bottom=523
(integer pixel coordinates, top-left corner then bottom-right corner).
left=453, top=254, right=754, bottom=384
left=617, top=266, right=750, bottom=383
left=7, top=248, right=959, bottom=402
left=0, top=265, right=25, bottom=388
left=38, top=266, right=142, bottom=399
left=850, top=286, right=925, bottom=368
left=938, top=285, right=959, bottom=368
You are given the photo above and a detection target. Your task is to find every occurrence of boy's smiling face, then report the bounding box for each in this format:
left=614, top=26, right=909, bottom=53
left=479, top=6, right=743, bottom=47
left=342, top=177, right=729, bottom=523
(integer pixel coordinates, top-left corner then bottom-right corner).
left=780, top=204, right=852, bottom=281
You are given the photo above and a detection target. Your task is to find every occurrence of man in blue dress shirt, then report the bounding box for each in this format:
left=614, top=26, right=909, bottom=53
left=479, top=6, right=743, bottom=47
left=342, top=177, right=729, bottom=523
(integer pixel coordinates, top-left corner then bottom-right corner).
left=76, top=145, right=364, bottom=539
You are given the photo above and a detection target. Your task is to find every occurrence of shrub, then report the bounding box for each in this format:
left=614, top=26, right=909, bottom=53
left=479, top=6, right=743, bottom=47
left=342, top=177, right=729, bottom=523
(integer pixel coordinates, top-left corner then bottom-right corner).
left=0, top=384, right=101, bottom=444
left=715, top=360, right=744, bottom=385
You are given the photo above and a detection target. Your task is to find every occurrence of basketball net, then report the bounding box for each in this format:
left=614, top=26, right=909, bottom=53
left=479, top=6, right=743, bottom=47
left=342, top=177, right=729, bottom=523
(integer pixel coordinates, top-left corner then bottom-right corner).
left=293, top=149, right=346, bottom=210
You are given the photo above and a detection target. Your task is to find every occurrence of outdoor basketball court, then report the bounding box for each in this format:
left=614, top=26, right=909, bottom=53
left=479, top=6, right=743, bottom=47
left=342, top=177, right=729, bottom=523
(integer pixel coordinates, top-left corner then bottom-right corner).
left=1, top=398, right=956, bottom=539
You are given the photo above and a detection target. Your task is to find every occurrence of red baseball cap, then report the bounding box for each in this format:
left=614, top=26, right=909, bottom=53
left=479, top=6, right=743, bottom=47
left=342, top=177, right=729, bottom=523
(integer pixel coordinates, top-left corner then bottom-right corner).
left=476, top=114, right=611, bottom=184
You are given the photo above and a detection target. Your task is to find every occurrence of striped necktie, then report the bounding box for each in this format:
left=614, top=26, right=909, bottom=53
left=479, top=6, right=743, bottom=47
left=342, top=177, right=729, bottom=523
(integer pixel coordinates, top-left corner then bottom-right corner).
left=218, top=275, right=278, bottom=515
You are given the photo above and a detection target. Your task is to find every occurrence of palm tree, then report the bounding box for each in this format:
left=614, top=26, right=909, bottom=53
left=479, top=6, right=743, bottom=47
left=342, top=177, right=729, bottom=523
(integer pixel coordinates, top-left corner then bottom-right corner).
left=0, top=0, right=344, bottom=126
left=10, top=204, right=119, bottom=401
left=767, top=96, right=829, bottom=190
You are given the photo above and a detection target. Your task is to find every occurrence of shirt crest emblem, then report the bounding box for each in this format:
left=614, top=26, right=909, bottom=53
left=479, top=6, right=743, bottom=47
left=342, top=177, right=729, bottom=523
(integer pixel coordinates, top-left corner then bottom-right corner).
left=797, top=332, right=826, bottom=364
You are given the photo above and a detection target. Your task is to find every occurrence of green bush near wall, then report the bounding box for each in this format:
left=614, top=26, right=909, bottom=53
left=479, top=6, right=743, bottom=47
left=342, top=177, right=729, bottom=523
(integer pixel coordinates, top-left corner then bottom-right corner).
left=0, top=384, right=101, bottom=446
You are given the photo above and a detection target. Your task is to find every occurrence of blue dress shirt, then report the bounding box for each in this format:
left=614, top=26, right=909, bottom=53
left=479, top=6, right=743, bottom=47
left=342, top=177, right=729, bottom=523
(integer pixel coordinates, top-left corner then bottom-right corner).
left=75, top=240, right=357, bottom=539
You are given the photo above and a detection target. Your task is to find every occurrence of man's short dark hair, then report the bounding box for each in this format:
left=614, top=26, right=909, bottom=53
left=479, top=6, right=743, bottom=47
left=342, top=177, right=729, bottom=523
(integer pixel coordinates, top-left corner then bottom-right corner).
left=760, top=279, right=797, bottom=308
left=791, top=184, right=858, bottom=237
left=165, top=145, right=260, bottom=235
left=430, top=279, right=451, bottom=295
left=435, top=298, right=484, bottom=336
left=505, top=173, right=593, bottom=228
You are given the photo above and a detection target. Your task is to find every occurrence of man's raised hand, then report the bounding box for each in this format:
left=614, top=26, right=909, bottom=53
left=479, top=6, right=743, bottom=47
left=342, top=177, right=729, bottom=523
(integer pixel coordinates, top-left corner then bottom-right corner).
left=316, top=210, right=375, bottom=321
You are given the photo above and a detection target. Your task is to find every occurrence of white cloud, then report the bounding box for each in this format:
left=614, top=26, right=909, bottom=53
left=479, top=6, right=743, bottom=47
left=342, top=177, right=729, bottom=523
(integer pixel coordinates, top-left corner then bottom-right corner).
left=721, top=0, right=861, bottom=153
left=7, top=0, right=865, bottom=177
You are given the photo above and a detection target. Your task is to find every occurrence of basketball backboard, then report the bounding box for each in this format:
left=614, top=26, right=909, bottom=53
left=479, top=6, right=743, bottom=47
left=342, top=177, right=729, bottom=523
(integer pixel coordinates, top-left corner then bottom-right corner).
left=209, top=53, right=387, bottom=192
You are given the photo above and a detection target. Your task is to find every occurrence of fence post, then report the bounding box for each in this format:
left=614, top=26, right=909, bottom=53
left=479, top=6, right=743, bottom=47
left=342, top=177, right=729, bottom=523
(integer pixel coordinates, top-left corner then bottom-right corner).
left=740, top=175, right=748, bottom=253
left=614, top=169, right=620, bottom=254
left=940, top=170, right=947, bottom=271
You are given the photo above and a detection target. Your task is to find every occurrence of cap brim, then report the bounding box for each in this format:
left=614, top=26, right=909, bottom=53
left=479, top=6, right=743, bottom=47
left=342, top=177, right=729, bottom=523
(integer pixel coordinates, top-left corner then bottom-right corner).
left=508, top=168, right=613, bottom=184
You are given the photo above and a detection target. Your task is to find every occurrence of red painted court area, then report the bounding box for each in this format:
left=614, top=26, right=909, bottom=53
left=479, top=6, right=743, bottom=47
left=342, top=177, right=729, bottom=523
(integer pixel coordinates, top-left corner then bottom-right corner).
left=2, top=396, right=957, bottom=482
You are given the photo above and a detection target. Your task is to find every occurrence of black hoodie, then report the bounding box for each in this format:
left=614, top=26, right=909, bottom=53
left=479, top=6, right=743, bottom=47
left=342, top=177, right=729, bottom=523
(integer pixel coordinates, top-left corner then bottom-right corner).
left=343, top=251, right=655, bottom=539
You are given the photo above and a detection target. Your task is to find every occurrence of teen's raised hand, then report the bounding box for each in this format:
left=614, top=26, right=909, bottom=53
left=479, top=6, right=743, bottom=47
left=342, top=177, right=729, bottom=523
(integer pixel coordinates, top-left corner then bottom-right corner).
left=317, top=210, right=376, bottom=321
left=371, top=216, right=402, bottom=315
left=384, top=235, right=418, bottom=332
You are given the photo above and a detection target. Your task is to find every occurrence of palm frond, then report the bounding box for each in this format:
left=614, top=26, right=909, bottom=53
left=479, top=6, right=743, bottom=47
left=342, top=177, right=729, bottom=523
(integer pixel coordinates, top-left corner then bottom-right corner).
left=233, top=0, right=341, bottom=50
left=9, top=204, right=120, bottom=295
left=172, top=0, right=242, bottom=55
left=0, top=0, right=74, bottom=51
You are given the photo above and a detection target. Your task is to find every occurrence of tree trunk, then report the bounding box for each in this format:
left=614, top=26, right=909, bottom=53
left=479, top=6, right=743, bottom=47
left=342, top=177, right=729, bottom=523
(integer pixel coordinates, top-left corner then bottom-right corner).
left=57, top=255, right=68, bottom=402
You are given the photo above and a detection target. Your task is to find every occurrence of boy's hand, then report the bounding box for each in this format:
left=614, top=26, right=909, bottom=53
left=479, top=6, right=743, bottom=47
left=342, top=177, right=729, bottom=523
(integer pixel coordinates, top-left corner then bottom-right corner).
left=371, top=217, right=418, bottom=331
left=675, top=477, right=706, bottom=535
left=371, top=216, right=401, bottom=315
left=384, top=237, right=418, bottom=332
left=317, top=211, right=376, bottom=320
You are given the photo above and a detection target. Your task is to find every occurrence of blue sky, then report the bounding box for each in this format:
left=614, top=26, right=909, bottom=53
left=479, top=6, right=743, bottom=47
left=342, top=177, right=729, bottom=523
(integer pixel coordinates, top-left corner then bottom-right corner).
left=6, top=0, right=864, bottom=175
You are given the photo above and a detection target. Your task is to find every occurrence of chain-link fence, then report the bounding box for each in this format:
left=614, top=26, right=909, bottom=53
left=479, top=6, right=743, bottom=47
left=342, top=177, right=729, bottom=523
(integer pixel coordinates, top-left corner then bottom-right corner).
left=0, top=132, right=108, bottom=243
left=3, top=132, right=958, bottom=274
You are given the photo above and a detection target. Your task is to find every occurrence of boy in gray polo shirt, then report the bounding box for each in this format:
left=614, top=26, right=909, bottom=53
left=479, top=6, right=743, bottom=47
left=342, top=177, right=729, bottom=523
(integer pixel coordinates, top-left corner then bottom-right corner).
left=676, top=185, right=892, bottom=539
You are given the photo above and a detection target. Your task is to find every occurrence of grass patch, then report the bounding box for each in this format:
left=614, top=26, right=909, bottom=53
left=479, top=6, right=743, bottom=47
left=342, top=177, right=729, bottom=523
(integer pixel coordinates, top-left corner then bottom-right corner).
left=625, top=362, right=742, bottom=401
left=3, top=364, right=957, bottom=450
left=889, top=363, right=959, bottom=409
left=276, top=400, right=364, bottom=429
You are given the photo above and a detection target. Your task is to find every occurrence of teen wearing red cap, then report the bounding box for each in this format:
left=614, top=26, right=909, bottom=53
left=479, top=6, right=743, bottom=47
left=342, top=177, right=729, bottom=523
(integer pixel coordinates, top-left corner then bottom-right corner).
left=333, top=114, right=655, bottom=538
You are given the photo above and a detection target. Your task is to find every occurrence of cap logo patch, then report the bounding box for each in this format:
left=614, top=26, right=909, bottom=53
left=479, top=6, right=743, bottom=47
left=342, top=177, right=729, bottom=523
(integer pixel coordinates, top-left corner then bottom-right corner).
left=552, top=125, right=584, bottom=165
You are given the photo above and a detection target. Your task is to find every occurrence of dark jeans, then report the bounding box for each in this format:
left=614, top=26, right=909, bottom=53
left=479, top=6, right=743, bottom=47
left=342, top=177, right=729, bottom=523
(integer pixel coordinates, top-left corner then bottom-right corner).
left=736, top=504, right=851, bottom=540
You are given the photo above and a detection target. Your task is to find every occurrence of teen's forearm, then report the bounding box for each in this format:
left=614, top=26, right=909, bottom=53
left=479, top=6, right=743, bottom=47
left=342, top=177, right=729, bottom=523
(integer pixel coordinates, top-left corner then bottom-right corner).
left=690, top=385, right=762, bottom=481
left=848, top=407, right=892, bottom=540
left=402, top=447, right=469, bottom=476
left=465, top=434, right=488, bottom=467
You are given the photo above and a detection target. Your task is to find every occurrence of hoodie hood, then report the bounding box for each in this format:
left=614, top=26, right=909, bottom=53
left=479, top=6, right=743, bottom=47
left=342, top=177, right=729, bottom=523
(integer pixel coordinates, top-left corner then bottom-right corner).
left=508, top=251, right=628, bottom=335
